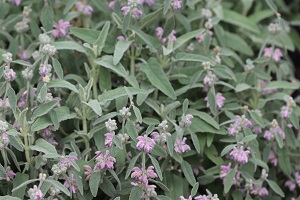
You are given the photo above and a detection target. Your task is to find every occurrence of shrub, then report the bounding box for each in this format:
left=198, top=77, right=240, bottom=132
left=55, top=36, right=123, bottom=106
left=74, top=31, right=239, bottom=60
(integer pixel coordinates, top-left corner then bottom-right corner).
left=0, top=0, right=300, bottom=199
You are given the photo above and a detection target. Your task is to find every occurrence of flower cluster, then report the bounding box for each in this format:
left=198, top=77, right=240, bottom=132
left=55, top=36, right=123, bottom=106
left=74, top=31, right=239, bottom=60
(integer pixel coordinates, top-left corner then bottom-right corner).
left=263, top=119, right=285, bottom=141
left=228, top=115, right=252, bottom=136
left=121, top=0, right=143, bottom=18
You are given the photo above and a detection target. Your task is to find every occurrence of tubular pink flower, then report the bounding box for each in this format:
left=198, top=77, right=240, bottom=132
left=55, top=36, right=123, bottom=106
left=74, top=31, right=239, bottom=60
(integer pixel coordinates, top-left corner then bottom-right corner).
left=156, top=27, right=164, bottom=39
left=52, top=20, right=71, bottom=38
left=174, top=137, right=191, bottom=154
left=95, top=150, right=116, bottom=170
left=136, top=135, right=156, bottom=153
left=104, top=132, right=114, bottom=147
left=109, top=1, right=115, bottom=10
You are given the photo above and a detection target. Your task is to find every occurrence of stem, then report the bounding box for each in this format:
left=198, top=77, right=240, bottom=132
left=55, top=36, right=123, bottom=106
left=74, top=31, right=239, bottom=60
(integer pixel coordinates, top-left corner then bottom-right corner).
left=1, top=150, right=7, bottom=168
left=142, top=152, right=146, bottom=170
left=23, top=132, right=31, bottom=165
left=130, top=43, right=135, bottom=76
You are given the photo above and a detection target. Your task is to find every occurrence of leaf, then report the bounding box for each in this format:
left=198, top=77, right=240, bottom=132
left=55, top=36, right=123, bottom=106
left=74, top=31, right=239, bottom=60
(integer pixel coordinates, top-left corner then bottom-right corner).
left=149, top=154, right=163, bottom=181
left=7, top=133, right=23, bottom=151
left=53, top=41, right=87, bottom=54
left=113, top=40, right=133, bottom=65
left=222, top=9, right=260, bottom=33
left=94, top=55, right=138, bottom=87
left=113, top=136, right=123, bottom=149
left=45, top=179, right=70, bottom=196
left=52, top=58, right=64, bottom=79
left=11, top=60, right=32, bottom=67
left=224, top=32, right=253, bottom=56
left=122, top=14, right=131, bottom=34
left=140, top=58, right=176, bottom=99
left=191, top=182, right=199, bottom=196
left=221, top=144, right=235, bottom=157
left=190, top=131, right=200, bottom=153
left=7, top=86, right=17, bottom=113
left=266, top=180, right=285, bottom=197
left=133, top=106, right=142, bottom=123
left=98, top=87, right=147, bottom=103
left=278, top=147, right=292, bottom=176
left=90, top=171, right=101, bottom=197
left=0, top=196, right=21, bottom=200
left=163, top=0, right=172, bottom=14
left=94, top=21, right=110, bottom=55
left=125, top=153, right=141, bottom=179
left=242, top=135, right=257, bottom=143
left=207, top=90, right=217, bottom=116
left=224, top=169, right=235, bottom=193
left=188, top=109, right=220, bottom=129
left=40, top=6, right=54, bottom=31
left=49, top=110, right=58, bottom=130
left=175, top=52, right=211, bottom=62
left=289, top=111, right=299, bottom=129
left=48, top=79, right=78, bottom=93
left=131, top=27, right=161, bottom=53
left=140, top=8, right=163, bottom=29
left=29, top=138, right=59, bottom=158
left=70, top=27, right=100, bottom=44
left=263, top=81, right=300, bottom=90
left=163, top=29, right=205, bottom=55
left=32, top=100, right=59, bottom=120
left=275, top=130, right=284, bottom=148
left=0, top=163, right=6, bottom=179
left=83, top=100, right=102, bottom=116
left=181, top=161, right=196, bottom=186
left=99, top=176, right=117, bottom=197
left=12, top=173, right=29, bottom=199
left=249, top=111, right=264, bottom=127
left=265, top=0, right=278, bottom=13
left=129, top=187, right=143, bottom=200
left=235, top=83, right=252, bottom=92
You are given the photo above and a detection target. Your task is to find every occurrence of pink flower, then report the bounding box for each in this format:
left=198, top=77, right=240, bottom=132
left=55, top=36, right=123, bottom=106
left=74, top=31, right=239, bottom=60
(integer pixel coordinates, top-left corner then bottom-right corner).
left=83, top=165, right=92, bottom=177
left=75, top=2, right=93, bottom=15
left=12, top=0, right=21, bottom=5
left=285, top=180, right=296, bottom=191
left=109, top=1, right=115, bottom=10
left=117, top=36, right=126, bottom=41
left=0, top=98, right=10, bottom=108
left=156, top=27, right=164, bottom=39
left=220, top=163, right=232, bottom=184
left=95, top=150, right=116, bottom=170
left=196, top=33, right=204, bottom=42
left=131, top=166, right=157, bottom=185
left=186, top=114, right=193, bottom=121
left=179, top=196, right=192, bottom=200
left=194, top=195, right=210, bottom=200
left=136, top=135, right=156, bottom=153
left=205, top=92, right=225, bottom=109
left=60, top=156, right=78, bottom=168
left=140, top=0, right=154, bottom=6
left=132, top=8, right=142, bottom=18
left=230, top=146, right=250, bottom=164
left=171, top=0, right=182, bottom=9
left=174, top=137, right=191, bottom=154
left=263, top=47, right=283, bottom=62
left=263, top=124, right=285, bottom=141
left=63, top=174, right=78, bottom=194
left=4, top=66, right=16, bottom=81
left=268, top=150, right=278, bottom=166
left=104, top=132, right=114, bottom=147
left=251, top=186, right=268, bottom=196
left=168, top=30, right=177, bottom=41
left=280, top=106, right=291, bottom=118
left=295, top=172, right=300, bottom=187
left=121, top=6, right=131, bottom=15
left=52, top=20, right=71, bottom=38
left=260, top=80, right=277, bottom=95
